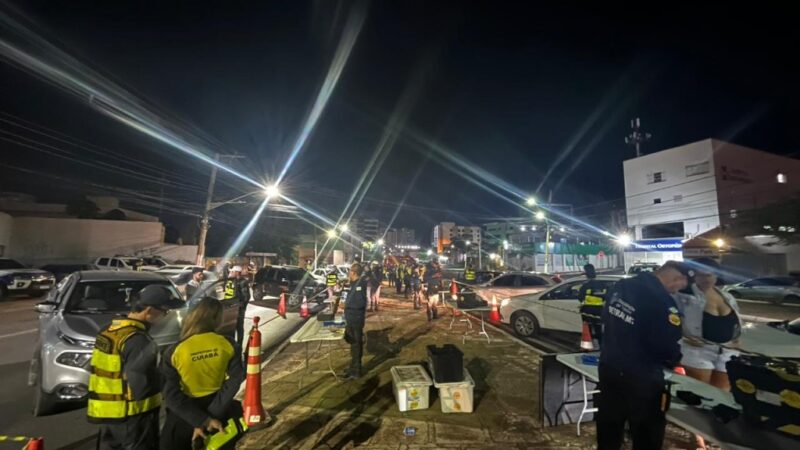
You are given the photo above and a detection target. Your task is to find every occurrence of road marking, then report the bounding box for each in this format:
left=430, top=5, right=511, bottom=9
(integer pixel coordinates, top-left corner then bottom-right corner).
left=0, top=328, right=37, bottom=339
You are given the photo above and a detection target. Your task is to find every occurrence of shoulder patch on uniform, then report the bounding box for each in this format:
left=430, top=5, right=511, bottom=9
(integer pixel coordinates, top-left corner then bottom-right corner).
left=668, top=313, right=681, bottom=326
left=668, top=307, right=679, bottom=314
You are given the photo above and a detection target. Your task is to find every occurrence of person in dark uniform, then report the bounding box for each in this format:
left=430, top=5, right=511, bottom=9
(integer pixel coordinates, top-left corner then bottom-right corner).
left=597, top=260, right=692, bottom=450
left=578, top=264, right=606, bottom=345
left=88, top=285, right=184, bottom=450
left=161, top=298, right=245, bottom=450
left=343, top=263, right=368, bottom=379
left=222, top=266, right=250, bottom=350
left=423, top=260, right=443, bottom=320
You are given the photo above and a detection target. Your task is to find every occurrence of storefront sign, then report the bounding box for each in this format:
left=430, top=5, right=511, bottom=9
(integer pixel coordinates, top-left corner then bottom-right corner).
left=627, top=239, right=683, bottom=252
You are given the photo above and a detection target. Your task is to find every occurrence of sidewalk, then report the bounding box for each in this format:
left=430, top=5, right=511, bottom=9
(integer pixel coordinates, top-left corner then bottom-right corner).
left=237, top=291, right=693, bottom=450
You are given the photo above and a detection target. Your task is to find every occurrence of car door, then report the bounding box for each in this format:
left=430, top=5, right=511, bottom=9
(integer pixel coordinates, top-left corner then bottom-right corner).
left=539, top=281, right=584, bottom=332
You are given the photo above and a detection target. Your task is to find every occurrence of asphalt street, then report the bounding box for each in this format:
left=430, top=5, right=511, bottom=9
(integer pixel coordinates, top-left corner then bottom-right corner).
left=0, top=294, right=314, bottom=450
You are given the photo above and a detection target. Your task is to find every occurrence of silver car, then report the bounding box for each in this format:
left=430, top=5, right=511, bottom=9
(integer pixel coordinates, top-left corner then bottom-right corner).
left=28, top=270, right=238, bottom=416
left=723, top=276, right=800, bottom=305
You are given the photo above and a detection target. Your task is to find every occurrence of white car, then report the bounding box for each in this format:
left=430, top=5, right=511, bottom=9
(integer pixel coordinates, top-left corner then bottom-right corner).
left=93, top=256, right=144, bottom=271
left=499, top=275, right=626, bottom=337
left=471, top=271, right=555, bottom=303
left=309, top=268, right=329, bottom=284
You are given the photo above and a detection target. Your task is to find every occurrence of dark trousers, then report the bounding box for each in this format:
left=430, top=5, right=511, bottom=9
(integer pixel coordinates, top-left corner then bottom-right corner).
left=97, top=410, right=159, bottom=450
left=235, top=309, right=247, bottom=350
left=345, top=322, right=364, bottom=375
left=588, top=319, right=603, bottom=346
left=160, top=401, right=243, bottom=450
left=597, top=365, right=668, bottom=450
left=395, top=278, right=402, bottom=293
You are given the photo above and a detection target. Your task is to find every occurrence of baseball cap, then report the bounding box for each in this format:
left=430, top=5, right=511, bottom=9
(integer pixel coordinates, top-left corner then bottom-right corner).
left=134, top=284, right=184, bottom=310
left=661, top=260, right=695, bottom=278
left=230, top=265, right=242, bottom=273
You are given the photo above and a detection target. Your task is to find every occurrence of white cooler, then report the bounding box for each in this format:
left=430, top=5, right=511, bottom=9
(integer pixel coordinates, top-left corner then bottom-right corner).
left=391, top=365, right=432, bottom=412
left=433, top=367, right=475, bottom=413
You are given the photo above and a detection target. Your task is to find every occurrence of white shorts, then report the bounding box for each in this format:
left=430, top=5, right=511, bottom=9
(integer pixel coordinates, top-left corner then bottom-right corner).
left=680, top=342, right=739, bottom=372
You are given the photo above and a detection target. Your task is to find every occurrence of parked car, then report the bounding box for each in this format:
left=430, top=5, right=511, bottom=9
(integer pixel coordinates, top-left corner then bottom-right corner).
left=723, top=276, right=800, bottom=305
left=156, top=267, right=221, bottom=298
left=39, top=264, right=98, bottom=282
left=499, top=275, right=626, bottom=337
left=252, top=265, right=324, bottom=307
left=93, top=256, right=144, bottom=271
left=138, top=256, right=170, bottom=272
left=309, top=268, right=328, bottom=284
left=0, top=258, right=56, bottom=300
left=471, top=271, right=555, bottom=302
left=627, top=262, right=660, bottom=275
left=28, top=270, right=238, bottom=416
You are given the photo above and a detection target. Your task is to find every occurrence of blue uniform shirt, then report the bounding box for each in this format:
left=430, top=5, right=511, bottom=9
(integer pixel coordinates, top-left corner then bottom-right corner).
left=600, top=272, right=683, bottom=380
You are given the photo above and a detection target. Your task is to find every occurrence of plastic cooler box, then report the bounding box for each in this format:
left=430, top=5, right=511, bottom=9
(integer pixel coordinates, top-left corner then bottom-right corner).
left=391, top=365, right=433, bottom=412
left=431, top=366, right=475, bottom=413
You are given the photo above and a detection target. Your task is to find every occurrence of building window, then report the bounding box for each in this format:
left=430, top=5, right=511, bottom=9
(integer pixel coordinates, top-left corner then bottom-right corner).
left=647, top=171, right=665, bottom=184
left=653, top=198, right=662, bottom=204
left=686, top=161, right=710, bottom=177
left=777, top=173, right=788, bottom=184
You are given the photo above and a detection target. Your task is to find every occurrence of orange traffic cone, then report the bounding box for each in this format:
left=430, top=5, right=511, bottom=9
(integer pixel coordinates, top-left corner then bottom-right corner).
left=450, top=278, right=459, bottom=299
left=277, top=293, right=287, bottom=319
left=243, top=316, right=267, bottom=427
left=300, top=295, right=310, bottom=318
left=489, top=295, right=501, bottom=323
left=25, top=438, right=44, bottom=450
left=580, top=321, right=594, bottom=351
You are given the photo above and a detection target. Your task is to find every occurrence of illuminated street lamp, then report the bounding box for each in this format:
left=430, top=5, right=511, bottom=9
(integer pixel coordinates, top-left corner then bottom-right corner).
left=264, top=184, right=280, bottom=198
left=339, top=223, right=349, bottom=232
left=326, top=229, right=337, bottom=239
left=559, top=226, right=566, bottom=232
left=615, top=234, right=632, bottom=247
left=520, top=225, right=526, bottom=231
left=713, top=238, right=725, bottom=248
left=426, top=249, right=433, bottom=256
left=526, top=197, right=537, bottom=206
left=535, top=211, right=546, bottom=221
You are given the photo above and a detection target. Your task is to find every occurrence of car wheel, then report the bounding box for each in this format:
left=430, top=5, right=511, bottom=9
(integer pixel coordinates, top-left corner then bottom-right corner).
left=252, top=286, right=264, bottom=301
left=782, top=295, right=800, bottom=305
left=287, top=295, right=301, bottom=309
left=728, top=290, right=742, bottom=299
left=31, top=359, right=57, bottom=417
left=512, top=311, right=540, bottom=338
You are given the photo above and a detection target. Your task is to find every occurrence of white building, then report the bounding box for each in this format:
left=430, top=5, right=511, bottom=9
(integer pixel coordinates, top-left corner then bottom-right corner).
left=623, top=139, right=800, bottom=268
left=432, top=222, right=481, bottom=253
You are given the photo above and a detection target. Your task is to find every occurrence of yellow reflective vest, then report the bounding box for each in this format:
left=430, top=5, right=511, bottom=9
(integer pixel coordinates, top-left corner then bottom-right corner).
left=464, top=269, right=476, bottom=281
left=223, top=280, right=236, bottom=300
left=583, top=288, right=606, bottom=306
left=170, top=332, right=235, bottom=398
left=87, top=319, right=161, bottom=423
left=326, top=273, right=338, bottom=287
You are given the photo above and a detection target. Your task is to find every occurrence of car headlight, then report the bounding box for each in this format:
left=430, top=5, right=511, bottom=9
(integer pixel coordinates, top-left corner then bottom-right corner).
left=58, top=331, right=94, bottom=349
left=500, top=298, right=510, bottom=308
left=56, top=352, right=92, bottom=368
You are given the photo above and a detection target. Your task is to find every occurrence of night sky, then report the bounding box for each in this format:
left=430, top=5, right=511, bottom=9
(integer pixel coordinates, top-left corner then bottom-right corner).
left=1, top=1, right=799, bottom=244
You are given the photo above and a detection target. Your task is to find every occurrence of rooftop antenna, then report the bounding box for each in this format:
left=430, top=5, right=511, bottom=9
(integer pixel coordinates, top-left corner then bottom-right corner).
left=625, top=117, right=652, bottom=157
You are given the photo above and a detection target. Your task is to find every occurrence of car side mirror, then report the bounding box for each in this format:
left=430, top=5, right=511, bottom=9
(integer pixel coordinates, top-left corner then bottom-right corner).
left=35, top=302, right=57, bottom=314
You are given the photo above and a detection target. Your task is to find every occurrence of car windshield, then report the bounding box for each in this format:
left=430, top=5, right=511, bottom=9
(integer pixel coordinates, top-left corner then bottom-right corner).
left=65, top=280, right=180, bottom=313
left=0, top=259, right=26, bottom=270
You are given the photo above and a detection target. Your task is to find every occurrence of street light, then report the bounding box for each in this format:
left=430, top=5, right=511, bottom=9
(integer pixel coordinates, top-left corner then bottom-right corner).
left=377, top=238, right=384, bottom=246
left=559, top=226, right=566, bottom=232
left=520, top=225, right=526, bottom=231
left=526, top=197, right=537, bottom=206
left=326, top=229, right=337, bottom=239
left=465, top=240, right=471, bottom=246
left=339, top=223, right=349, bottom=232
left=615, top=234, right=632, bottom=247
left=535, top=211, right=546, bottom=221
left=264, top=184, right=280, bottom=198
left=426, top=249, right=433, bottom=256
left=713, top=238, right=725, bottom=248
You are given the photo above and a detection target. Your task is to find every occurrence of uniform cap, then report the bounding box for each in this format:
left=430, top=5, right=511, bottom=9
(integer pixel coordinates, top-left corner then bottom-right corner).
left=134, top=284, right=184, bottom=310
left=230, top=265, right=242, bottom=272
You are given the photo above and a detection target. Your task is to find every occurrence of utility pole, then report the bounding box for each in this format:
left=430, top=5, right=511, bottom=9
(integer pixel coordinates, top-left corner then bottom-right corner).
left=543, top=190, right=553, bottom=273
left=196, top=154, right=245, bottom=266
left=625, top=117, right=652, bottom=158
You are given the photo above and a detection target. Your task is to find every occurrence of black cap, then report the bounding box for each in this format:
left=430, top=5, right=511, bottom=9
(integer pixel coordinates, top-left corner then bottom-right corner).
left=134, top=285, right=184, bottom=310
left=661, top=260, right=695, bottom=278
left=191, top=267, right=204, bottom=274
left=584, top=263, right=596, bottom=278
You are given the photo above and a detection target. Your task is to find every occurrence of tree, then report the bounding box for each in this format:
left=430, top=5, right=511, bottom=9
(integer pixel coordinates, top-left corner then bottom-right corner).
left=66, top=197, right=99, bottom=219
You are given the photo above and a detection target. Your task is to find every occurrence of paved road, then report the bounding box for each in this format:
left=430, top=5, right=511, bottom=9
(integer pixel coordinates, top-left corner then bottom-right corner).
left=737, top=298, right=800, bottom=321
left=0, top=294, right=316, bottom=450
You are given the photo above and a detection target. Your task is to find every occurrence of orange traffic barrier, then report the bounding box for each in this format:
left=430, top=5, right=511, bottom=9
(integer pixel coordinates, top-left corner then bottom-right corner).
left=243, top=316, right=267, bottom=427
left=299, top=295, right=310, bottom=318
left=489, top=295, right=501, bottom=323
left=27, top=438, right=44, bottom=450
left=580, top=321, right=594, bottom=351
left=277, top=293, right=287, bottom=318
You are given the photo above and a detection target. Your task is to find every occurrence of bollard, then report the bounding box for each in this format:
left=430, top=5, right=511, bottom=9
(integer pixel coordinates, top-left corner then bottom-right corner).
left=242, top=316, right=267, bottom=427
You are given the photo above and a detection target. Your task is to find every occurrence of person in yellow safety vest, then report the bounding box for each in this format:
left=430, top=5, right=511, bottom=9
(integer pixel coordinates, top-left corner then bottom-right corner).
left=578, top=263, right=607, bottom=344
left=88, top=284, right=184, bottom=450
left=326, top=268, right=339, bottom=302
left=160, top=297, right=245, bottom=450
left=222, top=266, right=250, bottom=351
left=464, top=265, right=477, bottom=284
left=395, top=263, right=405, bottom=294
